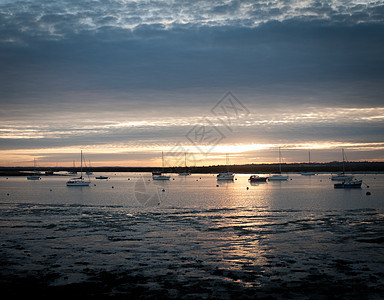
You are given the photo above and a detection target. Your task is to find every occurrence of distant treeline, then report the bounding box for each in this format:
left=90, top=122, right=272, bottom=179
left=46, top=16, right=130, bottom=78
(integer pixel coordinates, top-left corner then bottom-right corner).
left=1, top=161, right=384, bottom=176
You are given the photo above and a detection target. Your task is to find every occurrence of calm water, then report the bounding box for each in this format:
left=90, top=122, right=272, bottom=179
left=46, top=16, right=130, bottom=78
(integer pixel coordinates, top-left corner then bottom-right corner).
left=1, top=173, right=383, bottom=299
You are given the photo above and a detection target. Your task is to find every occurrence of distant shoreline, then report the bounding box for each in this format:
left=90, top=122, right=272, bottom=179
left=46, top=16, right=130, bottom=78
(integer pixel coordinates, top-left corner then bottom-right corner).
left=1, top=162, right=384, bottom=176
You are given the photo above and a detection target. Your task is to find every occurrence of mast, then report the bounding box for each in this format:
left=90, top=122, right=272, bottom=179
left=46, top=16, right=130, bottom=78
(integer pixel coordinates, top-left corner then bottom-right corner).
left=342, top=149, right=345, bottom=174
left=162, top=151, right=164, bottom=171
left=80, top=150, right=83, bottom=178
left=279, top=147, right=282, bottom=174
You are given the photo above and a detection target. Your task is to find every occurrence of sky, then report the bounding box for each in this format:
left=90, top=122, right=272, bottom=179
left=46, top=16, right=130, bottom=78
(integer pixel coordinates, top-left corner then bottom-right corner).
left=1, top=0, right=384, bottom=167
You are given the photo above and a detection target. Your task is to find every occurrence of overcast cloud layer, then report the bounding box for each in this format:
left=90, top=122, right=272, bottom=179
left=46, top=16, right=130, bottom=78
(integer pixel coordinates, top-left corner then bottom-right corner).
left=1, top=0, right=384, bottom=165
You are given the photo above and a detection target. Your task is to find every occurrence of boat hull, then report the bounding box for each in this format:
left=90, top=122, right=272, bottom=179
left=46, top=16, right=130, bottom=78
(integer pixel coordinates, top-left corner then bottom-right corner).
left=331, top=175, right=354, bottom=181
left=334, top=180, right=362, bottom=188
left=153, top=175, right=170, bottom=180
left=268, top=175, right=288, bottom=181
left=66, top=180, right=90, bottom=186
left=249, top=176, right=267, bottom=182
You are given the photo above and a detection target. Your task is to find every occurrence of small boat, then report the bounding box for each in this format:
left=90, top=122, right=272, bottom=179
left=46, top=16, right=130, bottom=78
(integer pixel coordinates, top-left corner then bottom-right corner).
left=217, top=154, right=235, bottom=180
left=67, top=176, right=90, bottom=186
left=331, top=173, right=354, bottom=181
left=153, top=152, right=170, bottom=180
left=95, top=176, right=109, bottom=180
left=178, top=153, right=191, bottom=176
left=66, top=150, right=90, bottom=186
left=249, top=175, right=267, bottom=182
left=301, top=151, right=316, bottom=175
left=217, top=171, right=234, bottom=180
left=27, top=158, right=41, bottom=180
left=153, top=174, right=171, bottom=180
left=268, top=147, right=289, bottom=181
left=301, top=172, right=316, bottom=176
left=268, top=174, right=289, bottom=181
left=331, top=149, right=354, bottom=181
left=334, top=179, right=362, bottom=189
left=27, top=175, right=41, bottom=180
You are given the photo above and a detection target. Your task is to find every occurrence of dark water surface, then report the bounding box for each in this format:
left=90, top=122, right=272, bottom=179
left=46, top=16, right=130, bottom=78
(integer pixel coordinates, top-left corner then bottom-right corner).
left=1, top=173, right=383, bottom=299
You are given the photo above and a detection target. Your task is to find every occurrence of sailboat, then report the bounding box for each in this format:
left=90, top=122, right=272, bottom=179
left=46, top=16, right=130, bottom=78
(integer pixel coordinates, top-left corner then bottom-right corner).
left=178, top=152, right=191, bottom=176
left=66, top=150, right=91, bottom=186
left=27, top=158, right=41, bottom=180
left=153, top=152, right=170, bottom=180
left=217, top=153, right=235, bottom=180
left=268, top=147, right=289, bottom=181
left=331, top=149, right=354, bottom=181
left=301, top=150, right=316, bottom=176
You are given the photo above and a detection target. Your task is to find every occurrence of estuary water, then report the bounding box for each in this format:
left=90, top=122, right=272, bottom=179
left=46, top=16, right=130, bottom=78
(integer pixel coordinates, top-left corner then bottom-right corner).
left=0, top=173, right=383, bottom=299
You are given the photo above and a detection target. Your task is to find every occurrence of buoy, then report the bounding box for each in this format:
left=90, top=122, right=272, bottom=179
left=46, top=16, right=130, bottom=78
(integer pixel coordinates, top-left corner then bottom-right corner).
left=173, top=178, right=175, bottom=180
left=216, top=184, right=219, bottom=187
left=112, top=186, right=114, bottom=189
left=366, top=185, right=370, bottom=188
left=94, top=184, right=96, bottom=186
left=366, top=191, right=371, bottom=196
left=128, top=178, right=130, bottom=180
left=50, top=189, right=52, bottom=191
left=246, top=187, right=249, bottom=190
left=7, top=193, right=9, bottom=196
left=162, top=189, right=165, bottom=192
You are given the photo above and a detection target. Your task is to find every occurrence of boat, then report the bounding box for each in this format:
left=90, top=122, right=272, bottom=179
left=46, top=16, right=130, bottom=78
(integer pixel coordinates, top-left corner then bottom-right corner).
left=334, top=179, right=362, bottom=188
left=249, top=175, right=267, bottom=182
left=153, top=152, right=170, bottom=180
left=27, top=158, right=41, bottom=180
left=331, top=149, right=354, bottom=181
left=268, top=147, right=289, bottom=181
left=217, top=154, right=235, bottom=180
left=95, top=175, right=109, bottom=180
left=268, top=174, right=289, bottom=181
left=86, top=160, right=93, bottom=175
left=301, top=151, right=316, bottom=175
left=178, top=153, right=191, bottom=176
left=66, top=150, right=91, bottom=186
left=217, top=171, right=235, bottom=180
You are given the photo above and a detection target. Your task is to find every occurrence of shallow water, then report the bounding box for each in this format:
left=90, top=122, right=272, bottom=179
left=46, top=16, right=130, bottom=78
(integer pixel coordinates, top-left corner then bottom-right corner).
left=1, top=173, right=383, bottom=298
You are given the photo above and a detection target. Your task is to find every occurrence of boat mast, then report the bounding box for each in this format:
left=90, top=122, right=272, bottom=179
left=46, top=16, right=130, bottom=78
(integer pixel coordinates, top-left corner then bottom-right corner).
left=279, top=147, right=282, bottom=174
left=80, top=150, right=83, bottom=178
left=342, top=149, right=345, bottom=174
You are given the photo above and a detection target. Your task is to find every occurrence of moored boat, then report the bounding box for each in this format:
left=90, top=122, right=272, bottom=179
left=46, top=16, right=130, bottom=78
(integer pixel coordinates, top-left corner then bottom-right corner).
left=268, top=147, right=289, bottom=181
left=249, top=175, right=267, bottom=182
left=217, top=171, right=234, bottom=180
left=334, top=179, right=362, bottom=188
left=66, top=150, right=90, bottom=186
left=153, top=152, right=170, bottom=180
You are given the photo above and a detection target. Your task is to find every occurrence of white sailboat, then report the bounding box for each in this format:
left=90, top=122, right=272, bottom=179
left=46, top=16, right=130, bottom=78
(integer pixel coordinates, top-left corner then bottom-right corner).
left=153, top=152, right=170, bottom=180
left=66, top=150, right=91, bottom=186
left=178, top=152, right=191, bottom=176
left=301, top=150, right=316, bottom=176
left=331, top=149, right=354, bottom=181
left=217, top=154, right=235, bottom=180
left=27, top=158, right=41, bottom=180
left=268, top=147, right=289, bottom=181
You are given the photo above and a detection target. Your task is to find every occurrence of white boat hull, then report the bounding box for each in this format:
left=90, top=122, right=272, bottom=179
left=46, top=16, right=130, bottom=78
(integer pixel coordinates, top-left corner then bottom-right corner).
left=331, top=175, right=354, bottom=181
left=66, top=180, right=90, bottom=186
left=153, top=175, right=170, bottom=180
left=301, top=172, right=316, bottom=176
left=268, top=175, right=289, bottom=181
left=217, top=172, right=234, bottom=180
